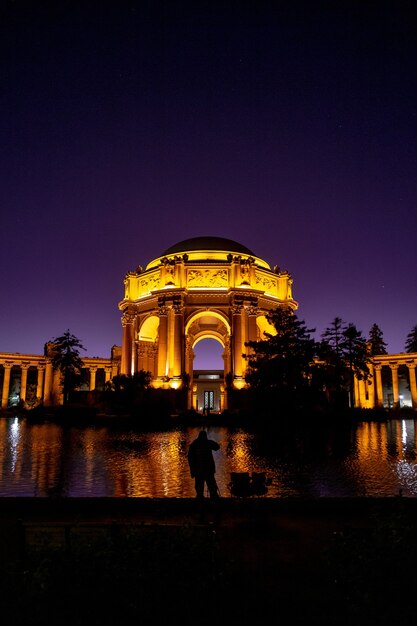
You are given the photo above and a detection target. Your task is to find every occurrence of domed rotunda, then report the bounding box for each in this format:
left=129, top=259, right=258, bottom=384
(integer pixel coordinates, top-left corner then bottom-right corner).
left=119, top=237, right=297, bottom=411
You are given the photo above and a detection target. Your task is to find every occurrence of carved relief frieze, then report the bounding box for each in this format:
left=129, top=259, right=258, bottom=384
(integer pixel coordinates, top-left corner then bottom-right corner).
left=140, top=272, right=160, bottom=294
left=187, top=269, right=228, bottom=288
left=255, top=272, right=277, bottom=292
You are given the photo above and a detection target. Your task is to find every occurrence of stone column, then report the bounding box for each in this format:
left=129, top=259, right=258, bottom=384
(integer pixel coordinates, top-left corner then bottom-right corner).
left=121, top=312, right=134, bottom=375
left=1, top=363, right=13, bottom=409
left=407, top=363, right=417, bottom=409
left=173, top=303, right=184, bottom=379
left=20, top=363, right=30, bottom=403
left=36, top=365, right=45, bottom=401
left=374, top=365, right=384, bottom=407
left=105, top=367, right=112, bottom=383
left=157, top=306, right=168, bottom=378
left=89, top=366, right=97, bottom=391
left=353, top=376, right=360, bottom=408
left=223, top=336, right=232, bottom=375
left=232, top=303, right=243, bottom=380
left=138, top=344, right=146, bottom=372
left=43, top=361, right=53, bottom=406
left=167, top=306, right=175, bottom=378
left=246, top=306, right=258, bottom=345
left=390, top=364, right=399, bottom=406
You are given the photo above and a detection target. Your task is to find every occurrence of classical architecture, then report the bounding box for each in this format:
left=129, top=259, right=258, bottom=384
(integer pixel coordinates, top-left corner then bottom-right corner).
left=0, top=236, right=416, bottom=411
left=119, top=236, right=296, bottom=411
left=0, top=347, right=121, bottom=409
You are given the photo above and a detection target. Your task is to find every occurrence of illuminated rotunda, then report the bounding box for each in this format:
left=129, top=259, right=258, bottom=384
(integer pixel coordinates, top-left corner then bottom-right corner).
left=119, top=237, right=297, bottom=411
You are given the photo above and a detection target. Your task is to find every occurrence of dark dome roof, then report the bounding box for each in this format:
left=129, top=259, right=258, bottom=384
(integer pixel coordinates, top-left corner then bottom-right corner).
left=162, top=236, right=255, bottom=256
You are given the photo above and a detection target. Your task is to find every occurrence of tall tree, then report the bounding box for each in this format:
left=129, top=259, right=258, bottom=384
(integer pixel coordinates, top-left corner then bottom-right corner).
left=48, top=330, right=86, bottom=405
left=368, top=323, right=387, bottom=355
left=321, top=317, right=346, bottom=363
left=343, top=324, right=370, bottom=408
left=320, top=318, right=370, bottom=408
left=405, top=325, right=417, bottom=353
left=244, top=307, right=317, bottom=411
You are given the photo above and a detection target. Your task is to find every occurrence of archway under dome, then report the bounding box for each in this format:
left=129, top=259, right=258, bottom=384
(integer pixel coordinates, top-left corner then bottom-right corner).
left=119, top=236, right=297, bottom=410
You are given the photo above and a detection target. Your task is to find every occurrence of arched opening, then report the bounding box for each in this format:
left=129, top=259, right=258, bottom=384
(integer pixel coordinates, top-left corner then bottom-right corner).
left=186, top=314, right=228, bottom=415
left=193, top=337, right=224, bottom=371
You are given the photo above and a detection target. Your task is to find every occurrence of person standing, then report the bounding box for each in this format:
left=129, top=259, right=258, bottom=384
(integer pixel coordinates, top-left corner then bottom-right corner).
left=188, top=430, right=220, bottom=499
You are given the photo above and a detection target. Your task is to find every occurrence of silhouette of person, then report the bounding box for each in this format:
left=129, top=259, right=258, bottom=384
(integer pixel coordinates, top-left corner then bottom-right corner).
left=188, top=430, right=220, bottom=499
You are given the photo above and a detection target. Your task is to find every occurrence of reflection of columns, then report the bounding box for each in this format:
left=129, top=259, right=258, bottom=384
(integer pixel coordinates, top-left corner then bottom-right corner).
left=407, top=364, right=417, bottom=408
left=89, top=366, right=97, bottom=391
left=232, top=304, right=243, bottom=379
left=1, top=363, right=13, bottom=409
left=391, top=364, right=399, bottom=406
left=37, top=365, right=45, bottom=401
left=43, top=361, right=53, bottom=406
left=20, top=363, right=30, bottom=402
left=157, top=307, right=168, bottom=378
left=374, top=365, right=383, bottom=407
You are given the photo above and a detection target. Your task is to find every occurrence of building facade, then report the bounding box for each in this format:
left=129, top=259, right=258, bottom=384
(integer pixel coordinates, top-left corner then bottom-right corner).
left=119, top=236, right=296, bottom=411
left=1, top=237, right=416, bottom=411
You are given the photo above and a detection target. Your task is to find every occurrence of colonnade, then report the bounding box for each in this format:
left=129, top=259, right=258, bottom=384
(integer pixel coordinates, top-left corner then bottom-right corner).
left=355, top=355, right=417, bottom=409
left=0, top=353, right=120, bottom=409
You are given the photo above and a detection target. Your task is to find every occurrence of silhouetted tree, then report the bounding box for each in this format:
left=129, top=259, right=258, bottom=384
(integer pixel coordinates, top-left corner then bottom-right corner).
left=106, top=371, right=153, bottom=413
left=244, top=307, right=317, bottom=411
left=405, top=325, right=417, bottom=353
left=48, top=330, right=86, bottom=405
left=320, top=318, right=370, bottom=408
left=368, top=323, right=388, bottom=355
left=343, top=324, right=370, bottom=407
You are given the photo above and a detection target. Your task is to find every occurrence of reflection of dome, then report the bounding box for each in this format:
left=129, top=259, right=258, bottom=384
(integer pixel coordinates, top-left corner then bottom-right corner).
left=162, top=236, right=255, bottom=256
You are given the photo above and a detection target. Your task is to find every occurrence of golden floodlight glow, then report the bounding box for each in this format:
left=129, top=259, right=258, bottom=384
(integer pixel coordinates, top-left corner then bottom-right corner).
left=119, top=236, right=297, bottom=409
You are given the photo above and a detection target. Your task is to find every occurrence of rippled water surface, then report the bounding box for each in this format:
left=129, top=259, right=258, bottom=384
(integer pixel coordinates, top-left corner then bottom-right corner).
left=1, top=417, right=417, bottom=497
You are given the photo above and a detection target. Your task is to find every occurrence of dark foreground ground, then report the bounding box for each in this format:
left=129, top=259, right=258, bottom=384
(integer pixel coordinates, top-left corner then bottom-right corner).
left=1, top=496, right=417, bottom=626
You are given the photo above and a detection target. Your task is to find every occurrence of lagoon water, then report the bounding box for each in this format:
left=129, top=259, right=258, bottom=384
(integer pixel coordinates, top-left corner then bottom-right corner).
left=1, top=417, right=417, bottom=498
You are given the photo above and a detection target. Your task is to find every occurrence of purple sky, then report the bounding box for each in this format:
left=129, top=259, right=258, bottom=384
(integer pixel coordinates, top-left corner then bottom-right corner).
left=1, top=1, right=416, bottom=369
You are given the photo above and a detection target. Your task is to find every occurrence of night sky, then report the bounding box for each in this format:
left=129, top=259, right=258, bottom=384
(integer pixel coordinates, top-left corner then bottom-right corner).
left=1, top=0, right=416, bottom=368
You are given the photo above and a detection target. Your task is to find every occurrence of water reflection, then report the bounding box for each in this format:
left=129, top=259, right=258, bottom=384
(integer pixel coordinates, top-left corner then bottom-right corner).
left=1, top=418, right=417, bottom=497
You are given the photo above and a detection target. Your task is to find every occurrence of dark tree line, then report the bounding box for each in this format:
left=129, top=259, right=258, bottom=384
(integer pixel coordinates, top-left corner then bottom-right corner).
left=244, top=310, right=374, bottom=414
left=45, top=320, right=417, bottom=415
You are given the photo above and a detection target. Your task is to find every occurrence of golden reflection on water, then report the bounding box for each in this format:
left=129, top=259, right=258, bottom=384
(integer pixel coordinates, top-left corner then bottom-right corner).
left=354, top=420, right=417, bottom=496
left=1, top=418, right=417, bottom=497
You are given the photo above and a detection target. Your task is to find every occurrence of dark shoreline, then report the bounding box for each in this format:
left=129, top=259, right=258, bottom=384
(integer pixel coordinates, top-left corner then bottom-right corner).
left=2, top=496, right=417, bottom=625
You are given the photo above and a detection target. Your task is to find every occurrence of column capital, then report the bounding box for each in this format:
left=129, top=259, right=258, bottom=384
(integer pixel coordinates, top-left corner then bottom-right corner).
left=246, top=305, right=259, bottom=316
left=121, top=311, right=136, bottom=326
